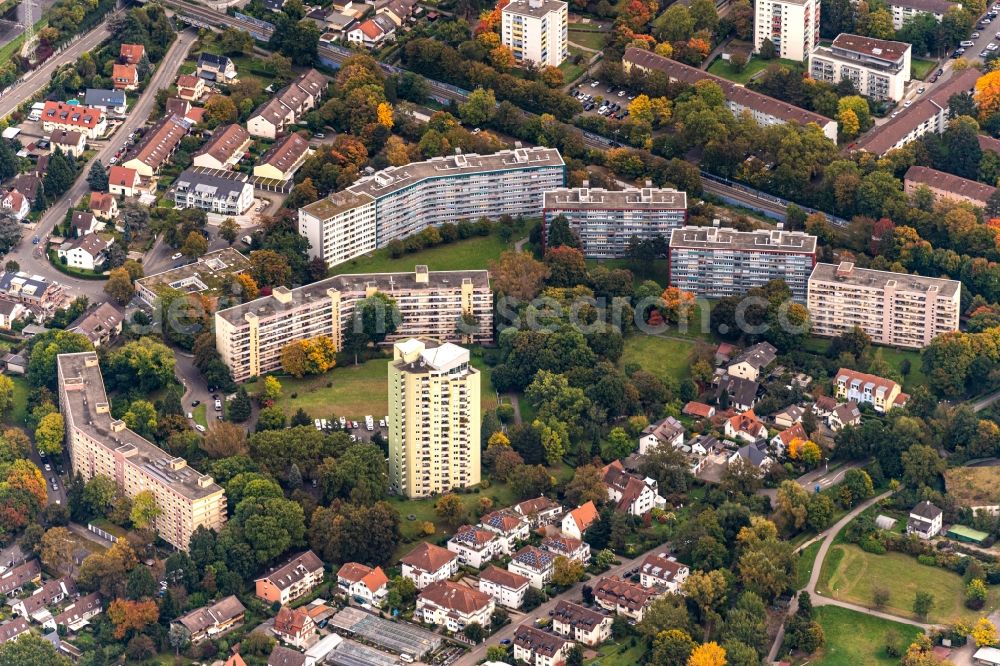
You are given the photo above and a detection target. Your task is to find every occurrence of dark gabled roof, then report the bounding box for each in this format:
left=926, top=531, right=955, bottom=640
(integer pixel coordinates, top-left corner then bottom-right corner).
left=552, top=600, right=606, bottom=631
left=255, top=551, right=324, bottom=590
left=735, top=444, right=768, bottom=467
left=84, top=89, right=126, bottom=108
left=729, top=342, right=778, bottom=371
left=718, top=374, right=759, bottom=408
left=911, top=500, right=943, bottom=520
left=513, top=625, right=570, bottom=657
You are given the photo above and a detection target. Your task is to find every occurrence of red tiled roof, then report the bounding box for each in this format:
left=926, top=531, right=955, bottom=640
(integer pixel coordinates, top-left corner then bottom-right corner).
left=683, top=401, right=714, bottom=418
left=418, top=580, right=492, bottom=614
left=400, top=542, right=457, bottom=572
left=479, top=565, right=529, bottom=589
left=119, top=43, right=145, bottom=64
left=567, top=501, right=598, bottom=532
left=108, top=165, right=139, bottom=188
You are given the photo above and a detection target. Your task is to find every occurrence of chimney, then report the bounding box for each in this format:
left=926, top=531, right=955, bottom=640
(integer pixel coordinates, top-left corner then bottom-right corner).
left=415, top=265, right=429, bottom=284
left=272, top=286, right=292, bottom=304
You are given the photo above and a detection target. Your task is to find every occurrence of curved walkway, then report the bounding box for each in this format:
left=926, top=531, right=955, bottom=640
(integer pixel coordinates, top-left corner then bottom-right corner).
left=767, top=489, right=930, bottom=661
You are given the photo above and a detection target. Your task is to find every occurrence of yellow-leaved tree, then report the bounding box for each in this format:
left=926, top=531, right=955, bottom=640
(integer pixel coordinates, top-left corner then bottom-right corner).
left=687, top=642, right=726, bottom=666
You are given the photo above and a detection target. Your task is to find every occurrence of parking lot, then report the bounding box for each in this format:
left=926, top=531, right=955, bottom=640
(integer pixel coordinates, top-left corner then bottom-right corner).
left=314, top=414, right=388, bottom=444
left=950, top=2, right=1000, bottom=61
left=571, top=79, right=633, bottom=124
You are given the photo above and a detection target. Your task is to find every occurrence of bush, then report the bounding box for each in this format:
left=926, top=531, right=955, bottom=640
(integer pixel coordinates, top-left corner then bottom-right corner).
left=861, top=537, right=887, bottom=554
left=917, top=554, right=938, bottom=567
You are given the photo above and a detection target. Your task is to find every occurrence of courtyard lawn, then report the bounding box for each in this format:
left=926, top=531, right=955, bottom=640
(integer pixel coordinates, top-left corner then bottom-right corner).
left=874, top=347, right=927, bottom=392
left=706, top=56, right=803, bottom=85
left=585, top=638, right=648, bottom=666
left=808, top=605, right=925, bottom=666
left=911, top=58, right=937, bottom=80
left=817, top=543, right=1000, bottom=624
left=620, top=334, right=698, bottom=383
left=796, top=540, right=823, bottom=590
left=335, top=229, right=529, bottom=276
left=585, top=258, right=670, bottom=287
left=559, top=46, right=590, bottom=85
left=568, top=26, right=608, bottom=51
left=3, top=375, right=29, bottom=428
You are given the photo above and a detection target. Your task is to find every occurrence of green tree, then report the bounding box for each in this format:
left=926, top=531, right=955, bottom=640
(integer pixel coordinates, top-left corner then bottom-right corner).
left=228, top=387, right=252, bottom=422
left=458, top=87, right=497, bottom=126
left=181, top=230, right=208, bottom=259
left=130, top=490, right=161, bottom=530
left=88, top=160, right=108, bottom=191
left=220, top=217, right=239, bottom=245
left=913, top=591, right=935, bottom=619
left=600, top=426, right=634, bottom=462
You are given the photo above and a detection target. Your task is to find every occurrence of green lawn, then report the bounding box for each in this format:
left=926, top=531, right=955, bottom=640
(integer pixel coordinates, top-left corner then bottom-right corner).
left=911, top=58, right=936, bottom=80
left=559, top=47, right=590, bottom=85
left=620, top=334, right=698, bottom=383
left=3, top=375, right=29, bottom=428
left=568, top=27, right=608, bottom=51
left=585, top=638, right=648, bottom=666
left=335, top=230, right=527, bottom=276
left=796, top=540, right=823, bottom=590
left=192, top=404, right=207, bottom=428
left=808, top=606, right=925, bottom=666
left=873, top=347, right=927, bottom=392
left=250, top=353, right=497, bottom=423
left=817, top=543, right=1000, bottom=624
left=707, top=56, right=803, bottom=85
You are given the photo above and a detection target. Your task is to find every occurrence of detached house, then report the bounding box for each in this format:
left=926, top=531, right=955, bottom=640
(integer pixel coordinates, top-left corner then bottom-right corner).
left=273, top=605, right=315, bottom=648
left=602, top=460, right=665, bottom=516
left=89, top=192, right=118, bottom=221
left=346, top=15, right=396, bottom=48
left=907, top=501, right=943, bottom=539
left=70, top=211, right=98, bottom=238
left=773, top=404, right=805, bottom=429
left=176, top=74, right=206, bottom=101
left=593, top=576, right=658, bottom=622
left=514, top=625, right=573, bottom=666
left=84, top=89, right=127, bottom=115
left=112, top=64, right=138, bottom=90
left=724, top=410, right=767, bottom=443
left=771, top=422, right=807, bottom=456
left=479, top=565, right=530, bottom=609
left=447, top=524, right=501, bottom=569
left=828, top=401, right=862, bottom=431
left=0, top=190, right=29, bottom=222
left=0, top=617, right=29, bottom=644
left=119, top=43, right=144, bottom=64
left=479, top=509, right=530, bottom=554
left=50, top=129, right=86, bottom=157
left=561, top=501, right=598, bottom=539
left=336, top=562, right=389, bottom=608
left=255, top=551, right=325, bottom=605
left=639, top=552, right=689, bottom=593
left=551, top=600, right=612, bottom=647
left=197, top=53, right=237, bottom=82
left=639, top=416, right=684, bottom=454
left=69, top=302, right=124, bottom=347
left=416, top=580, right=494, bottom=632
left=728, top=443, right=772, bottom=471
left=174, top=596, right=246, bottom=643
left=717, top=374, right=759, bottom=412
left=57, top=234, right=110, bottom=271
left=540, top=534, right=590, bottom=563
left=513, top=496, right=563, bottom=527
left=400, top=542, right=458, bottom=589
left=108, top=166, right=141, bottom=197
left=508, top=546, right=555, bottom=589
left=41, top=101, right=106, bottom=140
left=726, top=342, right=777, bottom=381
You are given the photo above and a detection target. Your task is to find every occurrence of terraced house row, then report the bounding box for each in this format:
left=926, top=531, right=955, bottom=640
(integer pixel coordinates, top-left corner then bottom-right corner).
left=214, top=266, right=493, bottom=382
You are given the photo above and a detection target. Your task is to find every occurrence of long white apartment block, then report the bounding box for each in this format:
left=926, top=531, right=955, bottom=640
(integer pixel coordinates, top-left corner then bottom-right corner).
left=807, top=261, right=960, bottom=349
left=57, top=353, right=227, bottom=550
left=668, top=225, right=817, bottom=301
left=754, top=0, right=820, bottom=60
left=542, top=184, right=687, bottom=258
left=299, top=147, right=566, bottom=268
left=215, top=266, right=492, bottom=382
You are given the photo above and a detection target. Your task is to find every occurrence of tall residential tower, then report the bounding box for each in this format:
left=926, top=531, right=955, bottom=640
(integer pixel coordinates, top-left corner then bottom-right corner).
left=389, top=339, right=481, bottom=498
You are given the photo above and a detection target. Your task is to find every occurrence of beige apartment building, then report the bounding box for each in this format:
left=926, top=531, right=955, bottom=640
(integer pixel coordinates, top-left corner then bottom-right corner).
left=57, top=353, right=226, bottom=550
left=808, top=261, right=960, bottom=349
left=215, top=266, right=492, bottom=383
left=389, top=339, right=481, bottom=498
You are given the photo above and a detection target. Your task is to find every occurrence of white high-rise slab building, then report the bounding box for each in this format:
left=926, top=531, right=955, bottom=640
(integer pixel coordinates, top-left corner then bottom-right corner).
left=501, top=0, right=568, bottom=67
left=754, top=0, right=820, bottom=60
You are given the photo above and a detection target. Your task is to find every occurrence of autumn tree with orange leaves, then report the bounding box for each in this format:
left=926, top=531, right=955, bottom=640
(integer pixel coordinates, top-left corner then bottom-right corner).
left=688, top=642, right=727, bottom=666
left=108, top=599, right=159, bottom=639
left=661, top=286, right=697, bottom=325
left=976, top=71, right=1000, bottom=121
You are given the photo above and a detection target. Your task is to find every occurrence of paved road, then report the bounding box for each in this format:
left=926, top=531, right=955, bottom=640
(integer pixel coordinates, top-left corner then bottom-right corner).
left=452, top=551, right=658, bottom=666
left=6, top=29, right=198, bottom=304
left=0, top=18, right=116, bottom=120
left=759, top=460, right=866, bottom=501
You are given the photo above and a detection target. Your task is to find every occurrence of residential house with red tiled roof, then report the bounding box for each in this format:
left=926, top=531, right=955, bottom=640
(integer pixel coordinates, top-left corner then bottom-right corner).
left=119, top=43, right=145, bottom=64
left=508, top=545, right=555, bottom=589
left=724, top=410, right=767, bottom=444
left=253, top=132, right=312, bottom=181
left=834, top=368, right=906, bottom=413
left=416, top=580, right=494, bottom=632
left=122, top=114, right=191, bottom=178
left=192, top=124, right=252, bottom=170
left=400, top=542, right=458, bottom=589
left=682, top=401, right=715, bottom=419
left=771, top=422, right=807, bottom=456
left=447, top=524, right=501, bottom=568
left=514, top=624, right=573, bottom=666
left=561, top=501, right=597, bottom=540
left=0, top=189, right=29, bottom=222
left=113, top=64, right=138, bottom=91
left=346, top=15, right=395, bottom=48
left=176, top=74, right=206, bottom=102
left=479, top=565, right=530, bottom=609
left=41, top=102, right=106, bottom=139
left=254, top=551, right=325, bottom=605
left=272, top=605, right=315, bottom=648
left=0, top=560, right=41, bottom=597
left=336, top=562, right=389, bottom=607
left=512, top=496, right=563, bottom=527
left=89, top=192, right=118, bottom=221
left=108, top=166, right=141, bottom=197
